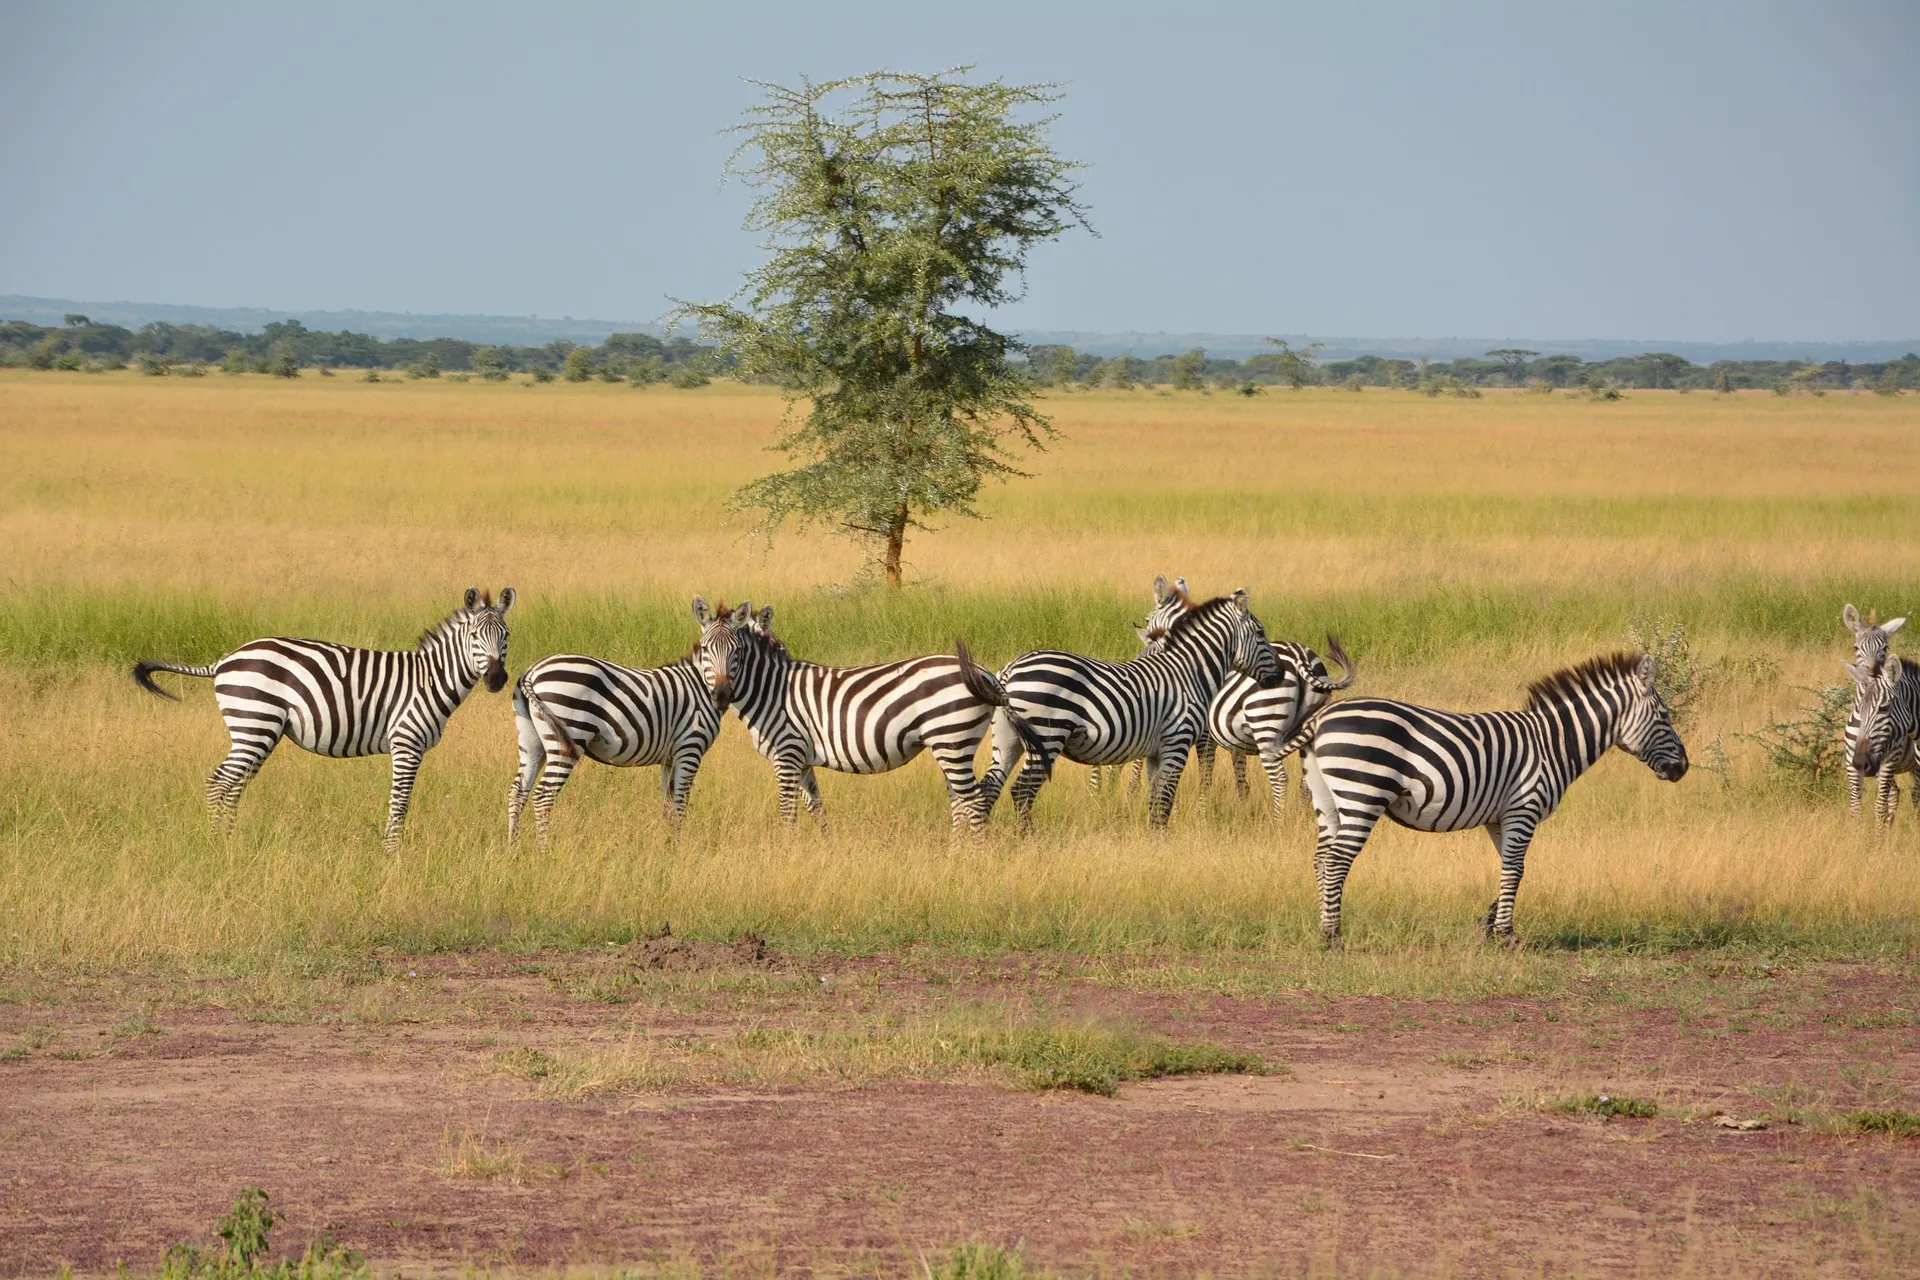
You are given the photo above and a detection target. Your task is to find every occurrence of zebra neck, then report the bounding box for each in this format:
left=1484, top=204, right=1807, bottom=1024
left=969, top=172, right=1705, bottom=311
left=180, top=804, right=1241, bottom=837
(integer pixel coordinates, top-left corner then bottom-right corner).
left=417, top=633, right=480, bottom=708
left=1535, top=690, right=1623, bottom=779
left=1141, top=637, right=1230, bottom=692
left=733, top=641, right=799, bottom=730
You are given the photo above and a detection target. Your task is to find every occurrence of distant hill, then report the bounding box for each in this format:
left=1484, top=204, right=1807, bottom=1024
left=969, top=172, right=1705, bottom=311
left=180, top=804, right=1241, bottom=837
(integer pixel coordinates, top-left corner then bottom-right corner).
left=0, top=295, right=660, bottom=346
left=3, top=294, right=1913, bottom=364
left=1016, top=330, right=1920, bottom=364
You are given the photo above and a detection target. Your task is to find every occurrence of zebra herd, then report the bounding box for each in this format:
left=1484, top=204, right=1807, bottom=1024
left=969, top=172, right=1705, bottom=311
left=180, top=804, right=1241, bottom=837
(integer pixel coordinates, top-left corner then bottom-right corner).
left=130, top=576, right=1723, bottom=946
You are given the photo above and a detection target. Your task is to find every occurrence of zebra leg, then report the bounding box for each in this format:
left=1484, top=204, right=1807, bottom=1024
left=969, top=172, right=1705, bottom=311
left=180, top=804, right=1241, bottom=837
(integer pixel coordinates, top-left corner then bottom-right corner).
left=662, top=745, right=704, bottom=828
left=204, top=731, right=277, bottom=834
left=1193, top=739, right=1216, bottom=796
left=1232, top=751, right=1251, bottom=800
left=978, top=708, right=1028, bottom=818
left=507, top=696, right=546, bottom=843
left=1008, top=752, right=1056, bottom=836
left=930, top=741, right=988, bottom=834
left=1147, top=743, right=1191, bottom=828
left=798, top=766, right=826, bottom=832
left=528, top=755, right=578, bottom=852
left=1483, top=815, right=1541, bottom=943
left=1085, top=764, right=1104, bottom=796
left=1876, top=763, right=1899, bottom=826
left=1303, top=755, right=1382, bottom=950
left=772, top=757, right=806, bottom=827
left=1126, top=757, right=1144, bottom=797
left=384, top=746, right=424, bottom=852
left=1847, top=761, right=1864, bottom=820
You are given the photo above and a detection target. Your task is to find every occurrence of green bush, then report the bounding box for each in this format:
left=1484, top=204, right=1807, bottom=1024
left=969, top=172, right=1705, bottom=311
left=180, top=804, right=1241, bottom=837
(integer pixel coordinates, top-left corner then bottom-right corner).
left=138, top=353, right=172, bottom=377
left=160, top=1188, right=365, bottom=1280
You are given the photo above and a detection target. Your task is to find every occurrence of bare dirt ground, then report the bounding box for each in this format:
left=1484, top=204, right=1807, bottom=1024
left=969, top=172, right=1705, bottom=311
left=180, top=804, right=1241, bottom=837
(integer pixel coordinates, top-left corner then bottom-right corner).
left=2, top=944, right=1916, bottom=1278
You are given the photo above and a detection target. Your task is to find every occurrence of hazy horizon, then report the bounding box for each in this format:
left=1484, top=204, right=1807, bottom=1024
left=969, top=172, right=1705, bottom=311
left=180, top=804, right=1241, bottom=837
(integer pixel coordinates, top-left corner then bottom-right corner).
left=5, top=2, right=1916, bottom=342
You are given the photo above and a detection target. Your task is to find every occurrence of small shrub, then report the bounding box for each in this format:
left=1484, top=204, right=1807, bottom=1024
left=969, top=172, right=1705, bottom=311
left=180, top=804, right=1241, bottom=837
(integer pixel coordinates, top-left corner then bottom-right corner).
left=1876, top=367, right=1904, bottom=397
left=317, top=365, right=334, bottom=377
left=529, top=367, right=555, bottom=384
left=268, top=344, right=300, bottom=378
left=471, top=346, right=509, bottom=382
left=222, top=348, right=250, bottom=376
left=1343, top=374, right=1364, bottom=392
left=159, top=1187, right=365, bottom=1280
left=446, top=373, right=470, bottom=383
left=1236, top=381, right=1260, bottom=397
left=1744, top=683, right=1853, bottom=793
left=1544, top=1092, right=1657, bottom=1119
left=180, top=359, right=209, bottom=377
left=360, top=368, right=381, bottom=383
left=1627, top=616, right=1725, bottom=728
left=1843, top=1108, right=1920, bottom=1137
left=137, top=353, right=172, bottom=376
left=407, top=357, right=440, bottom=379
left=27, top=338, right=61, bottom=369
left=563, top=348, right=593, bottom=382
left=667, top=364, right=710, bottom=388
left=53, top=348, right=83, bottom=371
left=926, top=1243, right=1033, bottom=1280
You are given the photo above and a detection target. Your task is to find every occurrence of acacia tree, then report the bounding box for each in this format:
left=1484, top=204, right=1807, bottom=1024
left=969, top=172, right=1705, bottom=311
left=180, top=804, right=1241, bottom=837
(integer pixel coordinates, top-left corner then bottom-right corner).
left=1262, top=338, right=1325, bottom=389
left=680, top=70, right=1089, bottom=587
left=1485, top=348, right=1538, bottom=384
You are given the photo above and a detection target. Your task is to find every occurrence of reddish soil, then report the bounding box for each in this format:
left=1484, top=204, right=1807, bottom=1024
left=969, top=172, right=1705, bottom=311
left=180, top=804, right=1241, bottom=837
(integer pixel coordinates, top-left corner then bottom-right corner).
left=2, top=948, right=1916, bottom=1277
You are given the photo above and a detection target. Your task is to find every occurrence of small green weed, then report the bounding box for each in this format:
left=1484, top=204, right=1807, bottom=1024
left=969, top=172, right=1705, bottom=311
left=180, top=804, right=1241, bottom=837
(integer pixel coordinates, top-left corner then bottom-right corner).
left=1842, top=1108, right=1920, bottom=1137
left=160, top=1187, right=364, bottom=1279
left=924, top=1242, right=1036, bottom=1279
left=1541, top=1092, right=1658, bottom=1119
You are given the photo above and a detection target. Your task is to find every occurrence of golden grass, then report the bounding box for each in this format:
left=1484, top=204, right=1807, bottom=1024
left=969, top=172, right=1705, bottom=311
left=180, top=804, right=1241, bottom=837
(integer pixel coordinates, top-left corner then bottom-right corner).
left=3, top=371, right=1920, bottom=972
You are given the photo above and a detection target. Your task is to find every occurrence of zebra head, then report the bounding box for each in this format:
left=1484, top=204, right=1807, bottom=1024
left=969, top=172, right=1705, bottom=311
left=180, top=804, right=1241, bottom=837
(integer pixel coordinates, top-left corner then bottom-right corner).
left=1615, top=654, right=1688, bottom=781
left=458, top=586, right=514, bottom=692
left=1850, top=655, right=1914, bottom=777
left=691, top=596, right=745, bottom=710
left=1843, top=604, right=1905, bottom=677
left=1161, top=589, right=1283, bottom=687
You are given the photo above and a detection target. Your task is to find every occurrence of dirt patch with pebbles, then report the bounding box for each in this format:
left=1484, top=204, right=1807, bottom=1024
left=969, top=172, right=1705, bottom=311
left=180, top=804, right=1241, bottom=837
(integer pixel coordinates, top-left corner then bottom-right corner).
left=2, top=954, right=1916, bottom=1277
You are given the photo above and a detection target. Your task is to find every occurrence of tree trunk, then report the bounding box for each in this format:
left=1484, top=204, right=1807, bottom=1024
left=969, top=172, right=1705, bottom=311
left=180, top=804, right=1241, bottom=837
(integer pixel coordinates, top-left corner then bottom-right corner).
left=884, top=501, right=909, bottom=588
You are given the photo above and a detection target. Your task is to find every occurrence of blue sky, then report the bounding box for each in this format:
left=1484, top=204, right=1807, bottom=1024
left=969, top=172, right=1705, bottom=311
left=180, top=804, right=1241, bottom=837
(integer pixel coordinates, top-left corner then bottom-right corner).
left=4, top=1, right=1916, bottom=340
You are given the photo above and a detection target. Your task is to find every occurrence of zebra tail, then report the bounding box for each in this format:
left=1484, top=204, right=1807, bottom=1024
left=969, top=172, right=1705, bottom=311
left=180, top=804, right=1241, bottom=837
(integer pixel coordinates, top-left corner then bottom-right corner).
left=956, top=638, right=1050, bottom=773
left=518, top=675, right=580, bottom=761
left=131, top=660, right=218, bottom=701
left=1270, top=703, right=1336, bottom=765
left=1315, top=633, right=1358, bottom=692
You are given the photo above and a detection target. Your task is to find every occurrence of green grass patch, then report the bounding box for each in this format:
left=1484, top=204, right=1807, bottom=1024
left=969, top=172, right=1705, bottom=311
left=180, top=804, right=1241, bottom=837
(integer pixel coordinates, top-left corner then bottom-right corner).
left=1540, top=1091, right=1658, bottom=1119
left=1842, top=1108, right=1920, bottom=1137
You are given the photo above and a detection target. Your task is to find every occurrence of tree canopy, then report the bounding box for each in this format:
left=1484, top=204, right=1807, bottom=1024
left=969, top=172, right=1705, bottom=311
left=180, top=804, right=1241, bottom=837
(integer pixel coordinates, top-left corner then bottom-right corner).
left=679, top=69, right=1090, bottom=586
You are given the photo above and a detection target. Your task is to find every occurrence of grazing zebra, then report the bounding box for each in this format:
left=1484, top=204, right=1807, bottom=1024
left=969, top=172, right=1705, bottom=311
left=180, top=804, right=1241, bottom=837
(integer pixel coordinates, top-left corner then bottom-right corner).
left=981, top=591, right=1284, bottom=830
left=1300, top=653, right=1687, bottom=948
left=506, top=610, right=725, bottom=848
left=1848, top=655, right=1920, bottom=823
left=692, top=599, right=1042, bottom=831
left=1093, top=577, right=1357, bottom=817
left=1842, top=604, right=1915, bottom=821
left=132, top=588, right=515, bottom=849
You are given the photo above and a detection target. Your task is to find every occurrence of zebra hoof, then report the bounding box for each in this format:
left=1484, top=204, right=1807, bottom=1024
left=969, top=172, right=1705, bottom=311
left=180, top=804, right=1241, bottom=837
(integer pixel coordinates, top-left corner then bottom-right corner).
left=1320, top=932, right=1344, bottom=953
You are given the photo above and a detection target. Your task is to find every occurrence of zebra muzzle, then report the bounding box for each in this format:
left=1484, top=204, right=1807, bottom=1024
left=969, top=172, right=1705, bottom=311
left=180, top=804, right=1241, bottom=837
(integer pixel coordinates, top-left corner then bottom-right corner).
left=485, top=663, right=508, bottom=693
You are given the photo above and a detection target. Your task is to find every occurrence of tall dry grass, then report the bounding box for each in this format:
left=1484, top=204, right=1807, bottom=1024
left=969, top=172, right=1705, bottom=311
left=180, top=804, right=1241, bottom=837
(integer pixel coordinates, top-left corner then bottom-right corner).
left=3, top=371, right=1918, bottom=973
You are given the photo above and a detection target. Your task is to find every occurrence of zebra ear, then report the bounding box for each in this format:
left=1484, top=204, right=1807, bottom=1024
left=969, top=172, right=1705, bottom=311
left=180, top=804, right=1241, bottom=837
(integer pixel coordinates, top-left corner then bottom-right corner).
left=464, top=587, right=480, bottom=611
left=1231, top=587, right=1250, bottom=612
left=757, top=604, right=775, bottom=630
left=1844, top=659, right=1871, bottom=684
left=728, top=601, right=753, bottom=626
left=1637, top=654, right=1658, bottom=690
left=1153, top=575, right=1170, bottom=604
left=1174, top=577, right=1191, bottom=605
left=1844, top=604, right=1863, bottom=634
left=692, top=596, right=713, bottom=626
left=1885, top=656, right=1904, bottom=686
left=1885, top=616, right=1907, bottom=636
left=497, top=587, right=515, bottom=613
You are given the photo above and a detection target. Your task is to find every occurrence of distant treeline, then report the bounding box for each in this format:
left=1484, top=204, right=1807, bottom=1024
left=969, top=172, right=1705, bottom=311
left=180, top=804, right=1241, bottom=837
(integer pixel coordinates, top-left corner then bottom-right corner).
left=1022, top=344, right=1920, bottom=394
left=5, top=314, right=1915, bottom=395
left=0, top=315, right=726, bottom=383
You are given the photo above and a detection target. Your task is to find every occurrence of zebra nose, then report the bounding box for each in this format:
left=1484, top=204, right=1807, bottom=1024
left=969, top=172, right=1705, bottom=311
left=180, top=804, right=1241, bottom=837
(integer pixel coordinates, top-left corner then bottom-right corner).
left=485, top=662, right=508, bottom=692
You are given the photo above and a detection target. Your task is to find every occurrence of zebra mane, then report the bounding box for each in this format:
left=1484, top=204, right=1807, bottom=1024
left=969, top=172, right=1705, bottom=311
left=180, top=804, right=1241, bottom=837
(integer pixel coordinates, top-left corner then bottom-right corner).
left=1524, top=652, right=1644, bottom=711
left=1160, top=595, right=1235, bottom=647
left=417, top=608, right=472, bottom=650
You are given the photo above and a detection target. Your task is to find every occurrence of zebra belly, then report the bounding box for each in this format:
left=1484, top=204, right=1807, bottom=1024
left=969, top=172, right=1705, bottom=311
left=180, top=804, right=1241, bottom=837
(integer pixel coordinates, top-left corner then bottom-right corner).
left=213, top=652, right=397, bottom=758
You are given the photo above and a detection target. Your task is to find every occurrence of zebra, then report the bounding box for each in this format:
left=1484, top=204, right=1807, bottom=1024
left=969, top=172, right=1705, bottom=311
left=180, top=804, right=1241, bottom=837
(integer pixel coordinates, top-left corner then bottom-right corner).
left=691, top=599, right=1043, bottom=832
left=132, top=588, right=515, bottom=849
left=1841, top=604, right=1916, bottom=822
left=506, top=602, right=726, bottom=848
left=1299, top=652, right=1687, bottom=948
left=1849, top=654, right=1920, bottom=823
left=981, top=590, right=1284, bottom=830
left=1092, top=577, right=1357, bottom=817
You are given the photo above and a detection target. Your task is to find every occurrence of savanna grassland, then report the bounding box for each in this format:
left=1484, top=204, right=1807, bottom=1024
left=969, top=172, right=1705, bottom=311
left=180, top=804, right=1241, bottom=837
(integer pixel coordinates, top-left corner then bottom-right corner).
left=3, top=370, right=1918, bottom=1277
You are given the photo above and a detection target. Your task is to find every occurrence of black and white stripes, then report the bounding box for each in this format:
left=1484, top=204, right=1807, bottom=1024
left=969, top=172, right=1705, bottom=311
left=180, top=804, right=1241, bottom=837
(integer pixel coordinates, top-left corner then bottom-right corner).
left=1300, top=653, right=1687, bottom=947
left=980, top=591, right=1283, bottom=829
left=691, top=598, right=1039, bottom=831
left=506, top=634, right=724, bottom=848
left=1842, top=604, right=1915, bottom=823
left=133, top=588, right=514, bottom=848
